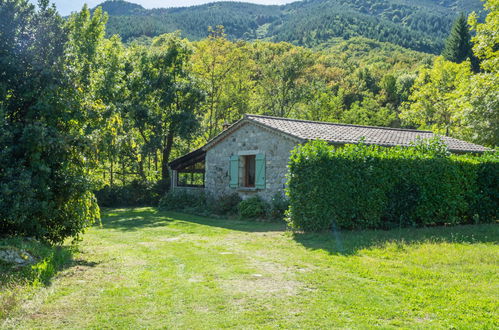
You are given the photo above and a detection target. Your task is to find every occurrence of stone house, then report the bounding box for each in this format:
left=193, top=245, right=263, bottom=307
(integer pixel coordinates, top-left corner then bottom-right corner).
left=169, top=114, right=488, bottom=201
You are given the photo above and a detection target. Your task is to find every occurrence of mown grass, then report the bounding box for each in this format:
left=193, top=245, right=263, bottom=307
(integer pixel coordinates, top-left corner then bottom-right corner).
left=2, top=208, right=498, bottom=329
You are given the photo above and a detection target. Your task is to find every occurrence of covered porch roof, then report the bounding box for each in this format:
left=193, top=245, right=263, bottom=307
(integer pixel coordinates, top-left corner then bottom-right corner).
left=169, top=148, right=206, bottom=171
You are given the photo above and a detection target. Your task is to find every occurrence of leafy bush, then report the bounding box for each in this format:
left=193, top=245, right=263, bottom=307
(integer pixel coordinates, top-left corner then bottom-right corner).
left=238, top=196, right=268, bottom=219
left=286, top=140, right=497, bottom=232
left=158, top=190, right=208, bottom=214
left=268, top=192, right=289, bottom=220
left=95, top=180, right=162, bottom=207
left=210, top=193, right=242, bottom=216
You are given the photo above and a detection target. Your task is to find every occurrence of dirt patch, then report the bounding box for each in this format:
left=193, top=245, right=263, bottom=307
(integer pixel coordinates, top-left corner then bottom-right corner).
left=158, top=237, right=181, bottom=242
left=220, top=259, right=301, bottom=299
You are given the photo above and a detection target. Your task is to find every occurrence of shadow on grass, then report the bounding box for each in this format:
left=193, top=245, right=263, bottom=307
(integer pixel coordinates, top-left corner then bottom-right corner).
left=0, top=244, right=101, bottom=289
left=294, top=223, right=499, bottom=255
left=100, top=207, right=286, bottom=233
left=0, top=240, right=101, bottom=321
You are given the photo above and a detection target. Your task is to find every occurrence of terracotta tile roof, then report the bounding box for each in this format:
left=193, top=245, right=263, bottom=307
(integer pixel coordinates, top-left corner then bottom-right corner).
left=245, top=114, right=489, bottom=153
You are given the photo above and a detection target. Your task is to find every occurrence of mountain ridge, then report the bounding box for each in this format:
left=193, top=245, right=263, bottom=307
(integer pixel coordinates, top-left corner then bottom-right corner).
left=96, top=0, right=483, bottom=54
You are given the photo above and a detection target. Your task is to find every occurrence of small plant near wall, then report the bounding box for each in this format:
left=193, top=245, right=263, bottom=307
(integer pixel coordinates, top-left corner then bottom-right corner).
left=237, top=196, right=268, bottom=219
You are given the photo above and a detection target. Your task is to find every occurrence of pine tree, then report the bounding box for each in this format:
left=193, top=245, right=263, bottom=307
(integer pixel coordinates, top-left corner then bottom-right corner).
left=442, top=14, right=479, bottom=71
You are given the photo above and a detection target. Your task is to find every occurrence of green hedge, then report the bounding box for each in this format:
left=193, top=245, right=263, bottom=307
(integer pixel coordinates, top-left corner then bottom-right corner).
left=286, top=140, right=498, bottom=232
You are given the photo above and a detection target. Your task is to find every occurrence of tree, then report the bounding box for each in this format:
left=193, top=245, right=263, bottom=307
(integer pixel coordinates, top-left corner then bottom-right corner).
left=465, top=0, right=499, bottom=146
left=0, top=0, right=100, bottom=244
left=341, top=98, right=396, bottom=127
left=469, top=0, right=499, bottom=74
left=400, top=57, right=472, bottom=137
left=192, top=26, right=254, bottom=140
left=251, top=42, right=315, bottom=118
left=125, top=33, right=204, bottom=188
left=442, top=14, right=476, bottom=68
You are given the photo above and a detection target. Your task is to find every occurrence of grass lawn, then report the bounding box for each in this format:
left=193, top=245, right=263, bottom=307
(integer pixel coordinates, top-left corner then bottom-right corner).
left=2, top=208, right=498, bottom=328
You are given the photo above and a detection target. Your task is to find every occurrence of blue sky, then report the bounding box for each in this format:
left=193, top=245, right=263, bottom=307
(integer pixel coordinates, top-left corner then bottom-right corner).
left=29, top=0, right=294, bottom=15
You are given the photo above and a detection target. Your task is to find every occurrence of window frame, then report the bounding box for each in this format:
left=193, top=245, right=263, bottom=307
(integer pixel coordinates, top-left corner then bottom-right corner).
left=176, top=162, right=205, bottom=188
left=243, top=154, right=256, bottom=188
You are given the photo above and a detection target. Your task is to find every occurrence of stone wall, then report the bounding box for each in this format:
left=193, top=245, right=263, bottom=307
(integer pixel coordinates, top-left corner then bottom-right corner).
left=205, top=122, right=298, bottom=201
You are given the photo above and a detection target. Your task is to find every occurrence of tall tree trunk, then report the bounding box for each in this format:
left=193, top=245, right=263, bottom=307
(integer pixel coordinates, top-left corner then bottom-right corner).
left=121, top=159, right=126, bottom=185
left=161, top=131, right=175, bottom=190
left=138, top=153, right=147, bottom=182
left=110, top=160, right=114, bottom=187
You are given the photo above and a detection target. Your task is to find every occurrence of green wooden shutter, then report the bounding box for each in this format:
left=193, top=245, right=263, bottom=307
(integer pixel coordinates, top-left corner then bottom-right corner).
left=229, top=155, right=239, bottom=188
left=255, top=153, right=266, bottom=189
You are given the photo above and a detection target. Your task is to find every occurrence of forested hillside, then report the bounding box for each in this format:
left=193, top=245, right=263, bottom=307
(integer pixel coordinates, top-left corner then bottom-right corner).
left=100, top=0, right=483, bottom=53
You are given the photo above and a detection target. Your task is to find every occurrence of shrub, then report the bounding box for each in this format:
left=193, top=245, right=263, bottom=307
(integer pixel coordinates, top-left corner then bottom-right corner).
left=471, top=152, right=499, bottom=222
left=238, top=196, right=268, bottom=219
left=286, top=139, right=497, bottom=232
left=210, top=193, right=242, bottom=216
left=158, top=190, right=207, bottom=214
left=95, top=180, right=162, bottom=207
left=269, top=192, right=289, bottom=220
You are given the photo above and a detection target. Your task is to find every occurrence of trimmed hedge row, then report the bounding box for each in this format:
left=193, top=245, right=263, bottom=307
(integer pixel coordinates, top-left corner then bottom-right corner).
left=286, top=140, right=498, bottom=232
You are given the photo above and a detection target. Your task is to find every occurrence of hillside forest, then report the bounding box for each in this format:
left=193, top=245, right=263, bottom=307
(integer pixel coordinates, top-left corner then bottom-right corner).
left=0, top=0, right=498, bottom=243
left=101, top=0, right=484, bottom=54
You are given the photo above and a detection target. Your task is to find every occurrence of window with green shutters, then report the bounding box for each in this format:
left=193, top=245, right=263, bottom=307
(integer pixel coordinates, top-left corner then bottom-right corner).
left=229, top=153, right=266, bottom=189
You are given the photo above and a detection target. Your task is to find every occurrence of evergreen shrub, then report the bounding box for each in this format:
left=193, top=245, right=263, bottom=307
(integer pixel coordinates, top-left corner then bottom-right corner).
left=286, top=139, right=497, bottom=232
left=238, top=196, right=268, bottom=219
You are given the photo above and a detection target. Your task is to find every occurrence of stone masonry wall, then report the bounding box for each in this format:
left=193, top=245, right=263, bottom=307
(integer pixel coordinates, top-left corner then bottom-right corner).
left=205, top=122, right=298, bottom=201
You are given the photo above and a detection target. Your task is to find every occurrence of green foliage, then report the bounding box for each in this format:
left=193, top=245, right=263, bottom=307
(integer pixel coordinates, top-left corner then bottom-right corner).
left=0, top=0, right=100, bottom=244
left=237, top=196, right=268, bottom=219
left=268, top=193, right=289, bottom=220
left=210, top=193, right=242, bottom=216
left=402, top=0, right=499, bottom=148
left=158, top=190, right=208, bottom=214
left=469, top=0, right=499, bottom=73
left=125, top=33, right=204, bottom=184
left=442, top=13, right=478, bottom=71
left=100, top=0, right=483, bottom=54
left=400, top=57, right=472, bottom=137
left=286, top=139, right=497, bottom=232
left=94, top=181, right=162, bottom=207
left=472, top=151, right=499, bottom=221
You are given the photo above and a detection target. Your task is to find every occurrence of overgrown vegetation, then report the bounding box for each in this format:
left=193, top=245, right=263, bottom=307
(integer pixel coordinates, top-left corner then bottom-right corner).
left=94, top=181, right=162, bottom=207
left=237, top=196, right=267, bottom=219
left=158, top=190, right=286, bottom=221
left=0, top=238, right=73, bottom=321
left=287, top=139, right=498, bottom=231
